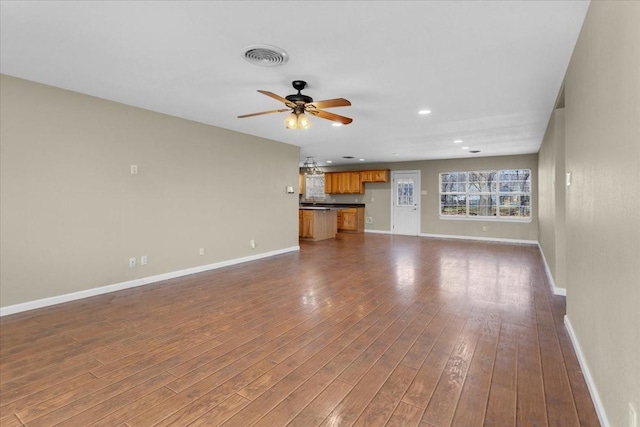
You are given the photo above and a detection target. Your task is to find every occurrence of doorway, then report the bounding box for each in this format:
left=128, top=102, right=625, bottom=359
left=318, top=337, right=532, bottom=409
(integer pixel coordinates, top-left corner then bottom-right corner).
left=391, top=170, right=420, bottom=235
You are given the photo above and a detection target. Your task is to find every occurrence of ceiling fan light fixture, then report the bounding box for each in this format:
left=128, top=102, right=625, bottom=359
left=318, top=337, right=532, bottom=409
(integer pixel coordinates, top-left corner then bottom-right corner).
left=285, top=111, right=311, bottom=130
left=285, top=112, right=298, bottom=129
left=297, top=113, right=311, bottom=129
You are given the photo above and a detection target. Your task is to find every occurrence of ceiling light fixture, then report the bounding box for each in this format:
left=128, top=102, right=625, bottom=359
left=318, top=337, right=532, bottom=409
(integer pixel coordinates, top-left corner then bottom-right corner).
left=418, top=110, right=432, bottom=115
left=326, top=160, right=333, bottom=164
left=285, top=109, right=311, bottom=130
left=454, top=139, right=463, bottom=143
left=302, top=157, right=322, bottom=175
left=332, top=123, right=343, bottom=127
left=359, top=158, right=365, bottom=162
left=461, top=146, right=470, bottom=150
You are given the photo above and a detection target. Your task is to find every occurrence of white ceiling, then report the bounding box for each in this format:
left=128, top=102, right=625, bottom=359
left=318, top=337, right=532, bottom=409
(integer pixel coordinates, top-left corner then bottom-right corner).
left=0, top=1, right=589, bottom=167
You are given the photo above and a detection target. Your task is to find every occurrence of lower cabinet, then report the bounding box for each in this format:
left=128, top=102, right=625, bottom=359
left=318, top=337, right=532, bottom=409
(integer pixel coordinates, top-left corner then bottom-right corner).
left=299, top=209, right=338, bottom=241
left=337, top=207, right=365, bottom=232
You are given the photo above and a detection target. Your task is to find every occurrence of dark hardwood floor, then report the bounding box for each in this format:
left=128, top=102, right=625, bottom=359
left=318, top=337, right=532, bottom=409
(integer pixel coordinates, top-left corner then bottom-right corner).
left=0, top=233, right=600, bottom=426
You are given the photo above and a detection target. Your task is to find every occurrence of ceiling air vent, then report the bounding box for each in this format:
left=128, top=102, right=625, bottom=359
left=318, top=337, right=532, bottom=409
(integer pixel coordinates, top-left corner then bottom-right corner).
left=242, top=45, right=289, bottom=67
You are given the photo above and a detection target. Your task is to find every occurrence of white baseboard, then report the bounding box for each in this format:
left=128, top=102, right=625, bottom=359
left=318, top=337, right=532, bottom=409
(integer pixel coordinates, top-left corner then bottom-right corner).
left=564, top=315, right=610, bottom=427
left=419, top=233, right=538, bottom=245
left=0, top=246, right=300, bottom=317
left=364, top=229, right=391, bottom=234
left=537, top=243, right=567, bottom=296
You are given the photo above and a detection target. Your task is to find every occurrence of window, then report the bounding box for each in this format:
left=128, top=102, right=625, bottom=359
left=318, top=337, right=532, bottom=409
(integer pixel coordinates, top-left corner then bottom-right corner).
left=304, top=174, right=326, bottom=201
left=395, top=177, right=415, bottom=206
left=440, top=169, right=531, bottom=220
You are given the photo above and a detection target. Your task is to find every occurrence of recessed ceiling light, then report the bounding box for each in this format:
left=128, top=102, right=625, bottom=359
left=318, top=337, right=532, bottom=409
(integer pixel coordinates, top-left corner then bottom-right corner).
left=342, top=156, right=354, bottom=159
left=454, top=140, right=463, bottom=143
left=359, top=158, right=365, bottom=162
left=332, top=123, right=343, bottom=127
left=461, top=146, right=470, bottom=150
left=418, top=110, right=431, bottom=115
left=469, top=150, right=481, bottom=154
left=326, top=160, right=333, bottom=164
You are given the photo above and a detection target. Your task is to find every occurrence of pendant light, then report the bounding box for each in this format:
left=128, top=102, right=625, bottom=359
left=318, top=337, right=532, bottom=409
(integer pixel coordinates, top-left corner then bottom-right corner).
left=302, top=157, right=322, bottom=175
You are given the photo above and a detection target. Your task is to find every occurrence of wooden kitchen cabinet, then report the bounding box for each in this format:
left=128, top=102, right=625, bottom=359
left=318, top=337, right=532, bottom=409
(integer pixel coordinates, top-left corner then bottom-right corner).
left=300, top=209, right=314, bottom=238
left=323, top=170, right=388, bottom=193
left=360, top=169, right=390, bottom=183
left=299, top=209, right=338, bottom=240
left=338, top=207, right=365, bottom=232
left=324, top=173, right=333, bottom=194
left=325, top=172, right=363, bottom=194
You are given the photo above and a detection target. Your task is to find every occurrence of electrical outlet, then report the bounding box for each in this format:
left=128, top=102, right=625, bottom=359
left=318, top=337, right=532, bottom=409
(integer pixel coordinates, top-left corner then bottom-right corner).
left=250, top=240, right=256, bottom=249
left=199, top=248, right=205, bottom=256
left=140, top=255, right=147, bottom=265
left=366, top=217, right=373, bottom=224
left=130, top=164, right=138, bottom=175
left=129, top=257, right=136, bottom=268
left=482, top=226, right=487, bottom=231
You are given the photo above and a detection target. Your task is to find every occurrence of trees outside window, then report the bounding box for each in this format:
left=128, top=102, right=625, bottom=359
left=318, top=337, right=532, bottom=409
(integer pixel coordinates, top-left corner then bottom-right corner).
left=440, top=169, right=531, bottom=220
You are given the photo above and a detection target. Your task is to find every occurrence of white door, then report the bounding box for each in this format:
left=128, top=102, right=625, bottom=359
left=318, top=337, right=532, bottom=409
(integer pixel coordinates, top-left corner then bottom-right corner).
left=392, top=171, right=420, bottom=235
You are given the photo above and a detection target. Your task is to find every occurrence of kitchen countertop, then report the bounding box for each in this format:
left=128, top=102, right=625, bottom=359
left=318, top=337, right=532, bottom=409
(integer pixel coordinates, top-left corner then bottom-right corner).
left=300, top=203, right=365, bottom=208
left=299, top=206, right=341, bottom=210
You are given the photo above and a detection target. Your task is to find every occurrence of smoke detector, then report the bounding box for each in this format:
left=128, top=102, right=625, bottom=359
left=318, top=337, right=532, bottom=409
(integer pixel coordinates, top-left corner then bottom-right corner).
left=241, top=45, right=289, bottom=67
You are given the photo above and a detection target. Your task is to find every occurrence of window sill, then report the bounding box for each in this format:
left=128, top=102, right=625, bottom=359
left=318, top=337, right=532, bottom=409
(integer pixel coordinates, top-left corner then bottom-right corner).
left=439, top=215, right=532, bottom=223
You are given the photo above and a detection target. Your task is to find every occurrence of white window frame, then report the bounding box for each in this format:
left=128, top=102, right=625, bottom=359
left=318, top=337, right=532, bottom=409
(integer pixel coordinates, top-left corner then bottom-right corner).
left=439, top=169, right=532, bottom=222
left=304, top=174, right=326, bottom=201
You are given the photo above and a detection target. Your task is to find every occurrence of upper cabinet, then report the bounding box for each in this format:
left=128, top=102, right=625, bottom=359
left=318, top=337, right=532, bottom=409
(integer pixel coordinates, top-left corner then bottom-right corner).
left=322, top=169, right=390, bottom=194
left=325, top=172, right=362, bottom=194
left=360, top=169, right=390, bottom=183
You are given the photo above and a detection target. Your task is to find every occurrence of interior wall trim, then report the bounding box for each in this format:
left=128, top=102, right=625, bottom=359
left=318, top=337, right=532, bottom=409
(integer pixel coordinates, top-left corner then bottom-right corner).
left=419, top=233, right=537, bottom=246
left=564, top=315, right=610, bottom=427
left=364, top=229, right=392, bottom=234
left=537, top=243, right=567, bottom=296
left=0, top=246, right=301, bottom=317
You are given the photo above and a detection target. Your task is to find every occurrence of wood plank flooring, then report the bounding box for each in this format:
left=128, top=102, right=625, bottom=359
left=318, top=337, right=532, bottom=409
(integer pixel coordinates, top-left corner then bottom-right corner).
left=0, top=234, right=600, bottom=426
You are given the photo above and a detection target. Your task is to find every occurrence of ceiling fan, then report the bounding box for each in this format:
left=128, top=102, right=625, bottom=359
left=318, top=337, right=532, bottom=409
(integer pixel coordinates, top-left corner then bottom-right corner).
left=237, top=80, right=352, bottom=129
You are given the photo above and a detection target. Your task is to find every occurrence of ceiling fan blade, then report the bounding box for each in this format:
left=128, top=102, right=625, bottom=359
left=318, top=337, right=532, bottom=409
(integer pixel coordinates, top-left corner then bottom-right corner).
left=307, top=109, right=353, bottom=125
left=307, top=98, right=351, bottom=109
left=257, top=90, right=297, bottom=108
left=237, top=108, right=290, bottom=118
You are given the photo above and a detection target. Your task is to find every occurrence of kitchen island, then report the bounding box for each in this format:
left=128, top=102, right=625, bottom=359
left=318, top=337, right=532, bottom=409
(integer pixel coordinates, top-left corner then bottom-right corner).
left=300, top=203, right=365, bottom=233
left=299, top=207, right=338, bottom=241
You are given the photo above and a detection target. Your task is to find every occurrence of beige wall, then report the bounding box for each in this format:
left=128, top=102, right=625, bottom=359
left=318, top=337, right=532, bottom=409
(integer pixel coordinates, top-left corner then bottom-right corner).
left=0, top=75, right=300, bottom=308
left=538, top=108, right=567, bottom=290
left=539, top=2, right=640, bottom=425
left=326, top=154, right=539, bottom=241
